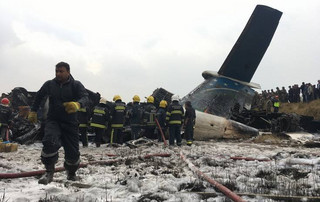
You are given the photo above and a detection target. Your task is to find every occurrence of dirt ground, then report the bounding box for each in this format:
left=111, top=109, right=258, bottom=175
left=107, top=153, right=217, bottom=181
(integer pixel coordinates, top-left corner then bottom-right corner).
left=280, top=99, right=320, bottom=120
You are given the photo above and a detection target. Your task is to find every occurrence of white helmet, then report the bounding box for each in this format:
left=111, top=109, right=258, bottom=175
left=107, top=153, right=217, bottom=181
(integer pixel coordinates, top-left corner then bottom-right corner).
left=171, top=94, right=180, bottom=101
left=99, top=97, right=107, bottom=104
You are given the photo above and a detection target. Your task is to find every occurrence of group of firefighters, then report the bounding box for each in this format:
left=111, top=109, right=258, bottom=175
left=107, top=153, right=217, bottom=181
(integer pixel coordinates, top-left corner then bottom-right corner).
left=78, top=94, right=196, bottom=148
left=0, top=94, right=197, bottom=148
left=0, top=61, right=196, bottom=185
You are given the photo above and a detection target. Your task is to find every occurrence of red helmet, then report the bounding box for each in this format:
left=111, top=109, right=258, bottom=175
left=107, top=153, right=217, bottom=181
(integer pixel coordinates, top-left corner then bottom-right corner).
left=1, top=98, right=10, bottom=105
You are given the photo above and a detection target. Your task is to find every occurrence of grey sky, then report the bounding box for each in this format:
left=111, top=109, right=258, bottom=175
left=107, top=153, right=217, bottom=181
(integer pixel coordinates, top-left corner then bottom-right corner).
left=1, top=0, right=320, bottom=102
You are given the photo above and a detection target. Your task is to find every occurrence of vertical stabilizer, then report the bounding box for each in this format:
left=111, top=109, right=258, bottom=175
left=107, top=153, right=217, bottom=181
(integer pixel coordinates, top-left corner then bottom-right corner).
left=218, top=5, right=282, bottom=82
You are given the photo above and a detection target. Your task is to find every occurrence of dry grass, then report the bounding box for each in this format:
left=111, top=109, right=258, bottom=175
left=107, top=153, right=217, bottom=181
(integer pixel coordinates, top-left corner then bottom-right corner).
left=280, top=99, right=320, bottom=120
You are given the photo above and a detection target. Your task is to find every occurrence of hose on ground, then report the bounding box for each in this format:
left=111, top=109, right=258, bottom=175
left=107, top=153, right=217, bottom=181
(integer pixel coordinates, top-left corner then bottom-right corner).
left=179, top=151, right=246, bottom=202
left=0, top=153, right=171, bottom=179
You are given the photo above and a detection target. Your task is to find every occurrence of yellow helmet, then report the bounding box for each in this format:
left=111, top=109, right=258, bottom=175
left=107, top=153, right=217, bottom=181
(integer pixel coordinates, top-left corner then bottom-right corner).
left=132, top=95, right=140, bottom=103
left=113, top=95, right=121, bottom=102
left=147, top=96, right=154, bottom=103
left=159, top=100, right=167, bottom=108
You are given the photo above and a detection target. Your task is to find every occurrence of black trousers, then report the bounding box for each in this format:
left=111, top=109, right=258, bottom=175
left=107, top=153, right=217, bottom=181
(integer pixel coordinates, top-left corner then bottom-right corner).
left=94, top=127, right=105, bottom=145
left=111, top=128, right=123, bottom=144
left=79, top=127, right=88, bottom=146
left=41, top=120, right=80, bottom=167
left=184, top=124, right=194, bottom=142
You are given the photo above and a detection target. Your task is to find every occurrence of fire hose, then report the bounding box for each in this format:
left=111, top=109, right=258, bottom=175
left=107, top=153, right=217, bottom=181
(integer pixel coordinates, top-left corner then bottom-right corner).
left=155, top=118, right=167, bottom=146
left=0, top=153, right=171, bottom=179
left=179, top=152, right=246, bottom=202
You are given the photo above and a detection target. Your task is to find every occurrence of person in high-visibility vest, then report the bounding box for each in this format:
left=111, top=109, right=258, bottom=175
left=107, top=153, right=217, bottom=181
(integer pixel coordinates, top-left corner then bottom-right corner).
left=273, top=95, right=280, bottom=113
left=166, top=95, right=184, bottom=146
left=90, top=97, right=110, bottom=147
left=110, top=95, right=126, bottom=144
left=142, top=96, right=157, bottom=139
left=156, top=100, right=167, bottom=142
left=77, top=106, right=90, bottom=147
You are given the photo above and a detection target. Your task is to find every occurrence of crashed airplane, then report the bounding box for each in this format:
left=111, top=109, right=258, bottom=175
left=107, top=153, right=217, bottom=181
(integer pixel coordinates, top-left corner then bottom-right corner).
left=181, top=5, right=282, bottom=140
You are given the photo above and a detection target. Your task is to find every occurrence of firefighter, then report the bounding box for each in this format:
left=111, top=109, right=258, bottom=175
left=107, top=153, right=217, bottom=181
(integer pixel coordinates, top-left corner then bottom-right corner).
left=156, top=100, right=167, bottom=142
left=166, top=95, right=184, bottom=146
left=128, top=95, right=142, bottom=140
left=78, top=105, right=90, bottom=147
left=28, top=62, right=89, bottom=185
left=0, top=98, right=13, bottom=142
left=184, top=101, right=196, bottom=146
left=90, top=97, right=110, bottom=147
left=110, top=95, right=126, bottom=144
left=142, top=95, right=157, bottom=139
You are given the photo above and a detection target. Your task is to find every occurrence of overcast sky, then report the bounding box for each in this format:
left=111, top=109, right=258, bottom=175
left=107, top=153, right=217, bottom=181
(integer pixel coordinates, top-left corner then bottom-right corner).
left=1, top=0, right=319, bottom=102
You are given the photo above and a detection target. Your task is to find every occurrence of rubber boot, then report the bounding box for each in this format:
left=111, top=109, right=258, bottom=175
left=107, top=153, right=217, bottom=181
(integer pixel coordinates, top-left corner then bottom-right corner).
left=38, top=164, right=55, bottom=185
left=64, top=162, right=80, bottom=181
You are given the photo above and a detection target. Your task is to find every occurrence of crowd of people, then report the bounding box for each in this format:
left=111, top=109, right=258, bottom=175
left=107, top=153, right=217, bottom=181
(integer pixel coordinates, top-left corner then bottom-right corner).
left=251, top=80, right=320, bottom=113
left=261, top=81, right=320, bottom=103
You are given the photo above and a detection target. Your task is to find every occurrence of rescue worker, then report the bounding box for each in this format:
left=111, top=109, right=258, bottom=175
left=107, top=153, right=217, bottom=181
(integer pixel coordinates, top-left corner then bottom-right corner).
left=90, top=97, right=110, bottom=147
left=184, top=101, right=196, bottom=146
left=77, top=105, right=90, bottom=147
left=128, top=95, right=142, bottom=140
left=166, top=95, right=184, bottom=146
left=142, top=96, right=157, bottom=139
left=28, top=62, right=89, bottom=185
left=156, top=100, right=167, bottom=142
left=110, top=95, right=126, bottom=144
left=0, top=98, right=12, bottom=141
left=273, top=95, right=280, bottom=113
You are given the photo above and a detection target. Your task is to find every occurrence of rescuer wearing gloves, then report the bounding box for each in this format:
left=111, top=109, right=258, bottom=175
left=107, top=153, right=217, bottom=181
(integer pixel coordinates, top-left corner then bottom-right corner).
left=28, top=62, right=88, bottom=185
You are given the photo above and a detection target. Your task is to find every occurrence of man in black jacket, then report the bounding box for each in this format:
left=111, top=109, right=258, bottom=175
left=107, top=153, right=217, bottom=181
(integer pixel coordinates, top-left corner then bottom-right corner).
left=28, top=62, right=89, bottom=185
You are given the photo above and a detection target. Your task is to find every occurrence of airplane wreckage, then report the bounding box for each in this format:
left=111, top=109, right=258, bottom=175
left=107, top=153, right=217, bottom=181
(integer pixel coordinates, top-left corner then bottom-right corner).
left=1, top=5, right=320, bottom=145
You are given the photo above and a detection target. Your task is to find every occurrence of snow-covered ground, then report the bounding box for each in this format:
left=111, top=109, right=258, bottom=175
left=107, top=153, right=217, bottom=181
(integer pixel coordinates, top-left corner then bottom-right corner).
left=1, top=138, right=320, bottom=202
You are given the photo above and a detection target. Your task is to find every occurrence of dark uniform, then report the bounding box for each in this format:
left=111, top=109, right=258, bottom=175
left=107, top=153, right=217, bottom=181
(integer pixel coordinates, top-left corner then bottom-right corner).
left=166, top=100, right=184, bottom=146
left=0, top=104, right=12, bottom=141
left=142, top=102, right=157, bottom=139
left=184, top=102, right=196, bottom=146
left=90, top=102, right=110, bottom=147
left=156, top=107, right=167, bottom=142
left=78, top=107, right=90, bottom=147
left=31, top=76, right=88, bottom=182
left=128, top=102, right=142, bottom=140
left=111, top=100, right=126, bottom=144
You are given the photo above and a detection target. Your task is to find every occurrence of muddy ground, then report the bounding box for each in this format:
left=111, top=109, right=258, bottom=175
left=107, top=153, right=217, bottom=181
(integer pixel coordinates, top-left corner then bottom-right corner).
left=1, top=134, right=320, bottom=202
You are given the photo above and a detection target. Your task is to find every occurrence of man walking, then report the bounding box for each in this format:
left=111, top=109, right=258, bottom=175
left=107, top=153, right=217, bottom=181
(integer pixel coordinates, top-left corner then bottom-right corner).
left=28, top=62, right=89, bottom=185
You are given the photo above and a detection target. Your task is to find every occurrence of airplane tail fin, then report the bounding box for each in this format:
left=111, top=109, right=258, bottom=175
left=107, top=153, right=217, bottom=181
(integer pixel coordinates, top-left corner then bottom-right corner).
left=218, top=5, right=282, bottom=83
